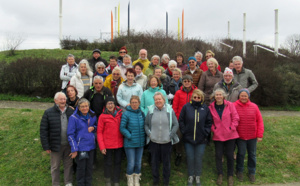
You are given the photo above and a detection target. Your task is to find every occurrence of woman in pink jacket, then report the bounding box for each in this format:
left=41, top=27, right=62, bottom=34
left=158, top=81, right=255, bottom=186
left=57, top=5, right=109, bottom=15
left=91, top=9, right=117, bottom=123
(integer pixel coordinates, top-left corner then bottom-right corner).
left=209, top=88, right=239, bottom=186
left=234, top=89, right=264, bottom=183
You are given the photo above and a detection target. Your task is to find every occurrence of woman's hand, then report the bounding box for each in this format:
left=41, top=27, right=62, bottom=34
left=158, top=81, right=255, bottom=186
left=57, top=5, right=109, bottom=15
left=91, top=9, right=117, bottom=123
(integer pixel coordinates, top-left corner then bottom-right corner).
left=101, top=149, right=107, bottom=155
left=88, top=127, right=94, bottom=133
left=257, top=137, right=263, bottom=142
left=69, top=151, right=77, bottom=159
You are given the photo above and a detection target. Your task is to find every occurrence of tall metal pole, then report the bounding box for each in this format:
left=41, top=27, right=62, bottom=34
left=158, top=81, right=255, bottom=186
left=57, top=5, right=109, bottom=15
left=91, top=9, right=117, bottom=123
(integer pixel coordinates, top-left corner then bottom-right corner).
left=128, top=2, right=130, bottom=37
left=178, top=18, right=180, bottom=41
left=228, top=21, right=230, bottom=39
left=166, top=12, right=168, bottom=37
left=182, top=9, right=184, bottom=42
left=243, top=13, right=246, bottom=58
left=118, top=3, right=120, bottom=37
left=59, top=0, right=62, bottom=41
left=275, top=9, right=279, bottom=57
left=111, top=11, right=113, bottom=42
left=115, top=7, right=117, bottom=38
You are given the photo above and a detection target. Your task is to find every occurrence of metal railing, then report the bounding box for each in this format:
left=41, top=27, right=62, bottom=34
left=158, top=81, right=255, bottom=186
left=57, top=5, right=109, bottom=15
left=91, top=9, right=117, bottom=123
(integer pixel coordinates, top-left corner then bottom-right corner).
left=253, top=45, right=287, bottom=58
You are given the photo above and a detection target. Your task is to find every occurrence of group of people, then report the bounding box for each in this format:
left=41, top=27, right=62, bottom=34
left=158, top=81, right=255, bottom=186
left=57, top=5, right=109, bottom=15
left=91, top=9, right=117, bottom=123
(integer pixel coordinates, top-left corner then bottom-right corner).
left=40, top=47, right=264, bottom=186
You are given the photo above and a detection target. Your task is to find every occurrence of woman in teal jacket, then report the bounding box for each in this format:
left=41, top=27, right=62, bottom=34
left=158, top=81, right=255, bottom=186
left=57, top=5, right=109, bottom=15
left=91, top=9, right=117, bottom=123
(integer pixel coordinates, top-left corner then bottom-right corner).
left=140, top=76, right=168, bottom=115
left=120, top=95, right=145, bottom=186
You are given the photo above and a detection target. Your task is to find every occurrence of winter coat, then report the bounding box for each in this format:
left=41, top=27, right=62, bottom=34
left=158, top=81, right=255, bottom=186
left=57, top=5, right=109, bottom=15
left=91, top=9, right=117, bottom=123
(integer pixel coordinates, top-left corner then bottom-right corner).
left=83, top=86, right=112, bottom=118
left=144, top=64, right=165, bottom=77
left=103, top=74, right=125, bottom=92
left=214, top=79, right=243, bottom=102
left=198, top=70, right=223, bottom=104
left=120, top=106, right=146, bottom=148
left=116, top=81, right=143, bottom=110
left=88, top=57, right=108, bottom=72
left=132, top=58, right=151, bottom=74
left=145, top=104, right=179, bottom=145
left=140, top=86, right=168, bottom=115
left=67, top=108, right=97, bottom=153
left=97, top=107, right=123, bottom=150
left=135, top=73, right=148, bottom=90
left=70, top=70, right=93, bottom=98
left=172, top=85, right=198, bottom=119
left=209, top=100, right=240, bottom=141
left=179, top=101, right=212, bottom=144
left=234, top=100, right=264, bottom=140
left=183, top=68, right=203, bottom=87
left=60, top=63, right=78, bottom=89
left=160, top=74, right=171, bottom=93
left=199, top=61, right=221, bottom=72
left=177, top=63, right=188, bottom=75
left=233, top=67, right=258, bottom=93
left=40, top=104, right=74, bottom=152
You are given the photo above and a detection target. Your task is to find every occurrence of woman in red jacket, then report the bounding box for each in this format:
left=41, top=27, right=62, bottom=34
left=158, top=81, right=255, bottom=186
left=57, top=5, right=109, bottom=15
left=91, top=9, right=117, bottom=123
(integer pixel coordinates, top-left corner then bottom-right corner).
left=209, top=88, right=239, bottom=186
left=97, top=97, right=123, bottom=186
left=172, top=75, right=197, bottom=166
left=234, top=89, right=264, bottom=183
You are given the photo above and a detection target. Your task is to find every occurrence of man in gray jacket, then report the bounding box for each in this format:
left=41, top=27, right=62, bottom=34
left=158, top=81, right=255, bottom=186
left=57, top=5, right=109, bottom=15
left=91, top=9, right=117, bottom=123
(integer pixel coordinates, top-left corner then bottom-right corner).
left=232, top=56, right=258, bottom=93
left=60, top=54, right=78, bottom=94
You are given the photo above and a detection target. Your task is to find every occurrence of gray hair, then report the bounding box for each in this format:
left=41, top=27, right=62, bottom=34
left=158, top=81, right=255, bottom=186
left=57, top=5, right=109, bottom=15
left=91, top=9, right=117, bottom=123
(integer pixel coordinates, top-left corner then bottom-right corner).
left=210, top=88, right=228, bottom=101
left=79, top=59, right=92, bottom=74
left=168, top=60, right=177, bottom=68
left=194, top=51, right=203, bottom=58
left=95, top=62, right=106, bottom=69
left=93, top=75, right=104, bottom=82
left=151, top=55, right=161, bottom=63
left=123, top=54, right=132, bottom=61
left=154, top=67, right=163, bottom=73
left=78, top=98, right=90, bottom=107
left=182, top=74, right=193, bottom=82
left=232, top=56, right=243, bottom=64
left=161, top=54, right=170, bottom=62
left=112, top=66, right=121, bottom=73
left=66, top=54, right=75, bottom=60
left=153, top=92, right=166, bottom=102
left=54, top=92, right=66, bottom=100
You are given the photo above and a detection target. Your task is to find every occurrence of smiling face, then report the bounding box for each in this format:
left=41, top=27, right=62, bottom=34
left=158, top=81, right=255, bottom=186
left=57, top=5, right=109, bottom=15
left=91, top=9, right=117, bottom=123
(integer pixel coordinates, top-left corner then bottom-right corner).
left=109, top=59, right=117, bottom=67
left=154, top=69, right=162, bottom=78
left=172, top=71, right=180, bottom=81
left=119, top=49, right=126, bottom=57
left=189, top=59, right=196, bottom=69
left=130, top=98, right=140, bottom=110
left=126, top=72, right=135, bottom=83
left=214, top=91, right=224, bottom=104
left=152, top=57, right=159, bottom=66
left=154, top=94, right=165, bottom=109
left=162, top=58, right=169, bottom=64
left=195, top=54, right=202, bottom=62
left=112, top=71, right=121, bottom=80
left=134, top=65, right=142, bottom=75
left=67, top=87, right=76, bottom=99
left=169, top=64, right=176, bottom=71
left=78, top=102, right=89, bottom=115
left=183, top=79, right=192, bottom=88
left=106, top=101, right=115, bottom=112
left=123, top=57, right=131, bottom=65
left=79, top=63, right=87, bottom=75
left=234, top=61, right=243, bottom=72
left=207, top=61, right=215, bottom=71
left=96, top=66, right=105, bottom=74
left=150, top=77, right=158, bottom=88
left=192, top=93, right=201, bottom=102
left=224, top=74, right=233, bottom=84
left=239, top=92, right=249, bottom=103
left=67, top=57, right=75, bottom=66
left=54, top=94, right=67, bottom=109
left=176, top=56, right=183, bottom=64
left=139, top=50, right=147, bottom=60
left=205, top=53, right=213, bottom=60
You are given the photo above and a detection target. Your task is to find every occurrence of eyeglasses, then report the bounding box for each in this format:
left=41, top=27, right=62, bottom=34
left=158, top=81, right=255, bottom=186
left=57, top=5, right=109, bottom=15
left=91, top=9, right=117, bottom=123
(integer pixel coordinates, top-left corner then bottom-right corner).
left=113, top=73, right=120, bottom=75
left=206, top=55, right=212, bottom=58
left=189, top=61, right=195, bottom=64
left=119, top=51, right=126, bottom=53
left=183, top=80, right=191, bottom=83
left=193, top=96, right=201, bottom=99
left=97, top=67, right=104, bottom=69
left=107, top=102, right=114, bottom=105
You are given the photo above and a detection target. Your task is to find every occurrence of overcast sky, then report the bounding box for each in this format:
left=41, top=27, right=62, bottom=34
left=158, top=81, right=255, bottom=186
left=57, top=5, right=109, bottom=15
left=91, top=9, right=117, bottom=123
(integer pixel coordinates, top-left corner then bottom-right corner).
left=0, top=0, right=299, bottom=51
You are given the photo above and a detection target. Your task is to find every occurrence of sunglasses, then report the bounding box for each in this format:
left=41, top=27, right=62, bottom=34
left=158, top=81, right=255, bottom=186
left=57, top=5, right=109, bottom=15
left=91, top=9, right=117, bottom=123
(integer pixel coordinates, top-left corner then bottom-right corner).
left=193, top=96, right=201, bottom=99
left=206, top=55, right=212, bottom=58
left=183, top=80, right=191, bottom=83
left=189, top=61, right=195, bottom=64
left=97, top=67, right=104, bottom=69
left=113, top=73, right=120, bottom=75
left=119, top=51, right=126, bottom=53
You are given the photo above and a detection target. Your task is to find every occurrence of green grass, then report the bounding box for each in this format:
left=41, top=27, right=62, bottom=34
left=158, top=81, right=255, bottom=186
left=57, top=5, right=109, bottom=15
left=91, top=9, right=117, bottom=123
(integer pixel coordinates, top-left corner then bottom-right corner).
left=0, top=109, right=299, bottom=185
left=0, top=49, right=118, bottom=63
left=260, top=106, right=300, bottom=111
left=0, top=94, right=53, bottom=102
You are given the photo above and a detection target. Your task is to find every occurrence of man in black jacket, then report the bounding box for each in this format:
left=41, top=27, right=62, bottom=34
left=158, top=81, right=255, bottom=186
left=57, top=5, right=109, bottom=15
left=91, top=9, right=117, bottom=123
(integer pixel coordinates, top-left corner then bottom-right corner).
left=88, top=49, right=108, bottom=72
left=40, top=92, right=75, bottom=186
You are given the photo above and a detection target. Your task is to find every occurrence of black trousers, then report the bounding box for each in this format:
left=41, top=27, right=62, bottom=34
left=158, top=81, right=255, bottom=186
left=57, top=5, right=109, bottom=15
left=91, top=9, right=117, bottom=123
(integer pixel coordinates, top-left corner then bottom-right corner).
left=214, top=139, right=236, bottom=176
left=76, top=149, right=95, bottom=186
left=103, top=148, right=123, bottom=183
left=149, top=141, right=172, bottom=185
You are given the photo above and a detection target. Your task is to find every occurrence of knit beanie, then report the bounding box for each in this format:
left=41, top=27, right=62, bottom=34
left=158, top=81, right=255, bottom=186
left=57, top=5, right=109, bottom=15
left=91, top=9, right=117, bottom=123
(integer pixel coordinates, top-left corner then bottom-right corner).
left=238, top=88, right=250, bottom=98
left=105, top=96, right=115, bottom=106
left=119, top=46, right=128, bottom=53
left=223, top=67, right=234, bottom=77
left=188, top=56, right=196, bottom=62
left=92, top=49, right=101, bottom=54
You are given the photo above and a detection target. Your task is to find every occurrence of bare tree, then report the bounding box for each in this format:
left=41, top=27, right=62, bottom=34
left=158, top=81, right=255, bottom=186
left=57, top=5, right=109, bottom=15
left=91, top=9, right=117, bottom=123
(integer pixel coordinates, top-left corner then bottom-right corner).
left=282, top=34, right=300, bottom=56
left=2, top=33, right=26, bottom=56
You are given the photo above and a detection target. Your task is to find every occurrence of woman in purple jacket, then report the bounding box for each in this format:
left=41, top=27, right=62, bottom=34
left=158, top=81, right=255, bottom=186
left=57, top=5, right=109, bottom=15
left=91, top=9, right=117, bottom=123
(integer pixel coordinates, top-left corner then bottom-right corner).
left=209, top=88, right=239, bottom=186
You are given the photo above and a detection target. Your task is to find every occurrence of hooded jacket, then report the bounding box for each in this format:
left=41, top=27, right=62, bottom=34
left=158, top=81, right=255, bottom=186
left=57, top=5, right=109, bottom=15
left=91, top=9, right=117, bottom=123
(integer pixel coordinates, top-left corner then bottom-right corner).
left=209, top=100, right=240, bottom=141
left=214, top=79, right=243, bottom=102
left=70, top=70, right=93, bottom=98
left=179, top=100, right=212, bottom=144
left=116, top=81, right=143, bottom=109
left=60, top=63, right=78, bottom=89
left=234, top=100, right=264, bottom=140
left=67, top=107, right=97, bottom=153
left=140, top=86, right=168, bottom=115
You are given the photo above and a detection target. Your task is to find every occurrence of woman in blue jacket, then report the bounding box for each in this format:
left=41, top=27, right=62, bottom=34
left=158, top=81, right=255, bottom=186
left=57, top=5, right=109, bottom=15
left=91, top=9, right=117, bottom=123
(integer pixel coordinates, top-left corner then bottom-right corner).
left=120, top=95, right=145, bottom=186
left=179, top=89, right=212, bottom=186
left=67, top=98, right=97, bottom=186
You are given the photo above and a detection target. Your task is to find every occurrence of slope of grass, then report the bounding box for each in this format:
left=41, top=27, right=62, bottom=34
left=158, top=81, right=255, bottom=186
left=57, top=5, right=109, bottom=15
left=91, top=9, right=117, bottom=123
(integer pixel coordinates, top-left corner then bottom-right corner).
left=0, top=108, right=299, bottom=185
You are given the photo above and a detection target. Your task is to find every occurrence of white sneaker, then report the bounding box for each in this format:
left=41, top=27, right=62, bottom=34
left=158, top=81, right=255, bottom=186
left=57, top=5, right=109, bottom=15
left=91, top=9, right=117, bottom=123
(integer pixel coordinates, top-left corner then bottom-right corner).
left=65, top=183, right=73, bottom=186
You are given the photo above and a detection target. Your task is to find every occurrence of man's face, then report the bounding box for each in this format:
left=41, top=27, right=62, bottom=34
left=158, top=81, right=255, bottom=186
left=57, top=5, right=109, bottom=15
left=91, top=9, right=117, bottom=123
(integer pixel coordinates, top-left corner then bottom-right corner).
left=93, top=79, right=103, bottom=92
left=54, top=94, right=66, bottom=108
left=152, top=57, right=159, bottom=66
left=139, top=50, right=147, bottom=60
left=93, top=52, right=100, bottom=59
left=67, top=57, right=75, bottom=65
left=154, top=69, right=162, bottom=78
left=234, top=61, right=243, bottom=72
left=110, top=59, right=117, bottom=67
left=224, top=74, right=233, bottom=84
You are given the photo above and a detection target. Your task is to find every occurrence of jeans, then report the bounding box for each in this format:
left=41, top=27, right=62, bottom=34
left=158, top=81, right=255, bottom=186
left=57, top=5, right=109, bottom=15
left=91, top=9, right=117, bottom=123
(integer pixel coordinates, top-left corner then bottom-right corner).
left=50, top=144, right=73, bottom=186
left=149, top=141, right=172, bottom=185
left=104, top=148, right=123, bottom=183
left=236, top=138, right=257, bottom=175
left=124, top=147, right=144, bottom=175
left=184, top=142, right=206, bottom=176
left=76, top=149, right=95, bottom=186
left=214, top=139, right=236, bottom=176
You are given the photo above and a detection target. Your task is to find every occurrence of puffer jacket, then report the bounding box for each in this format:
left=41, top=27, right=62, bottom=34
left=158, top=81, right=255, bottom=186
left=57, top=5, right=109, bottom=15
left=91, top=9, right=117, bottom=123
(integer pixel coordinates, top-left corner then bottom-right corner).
left=172, top=84, right=197, bottom=119
left=97, top=107, right=123, bottom=150
left=209, top=100, right=239, bottom=141
left=60, top=63, right=78, bottom=89
left=116, top=81, right=143, bottom=109
left=183, top=68, right=203, bottom=87
left=40, top=104, right=74, bottom=152
left=234, top=100, right=264, bottom=140
left=120, top=106, right=145, bottom=148
left=179, top=100, right=212, bottom=144
left=233, top=67, right=258, bottom=93
left=69, top=70, right=93, bottom=98
left=213, top=79, right=243, bottom=102
left=140, top=86, right=168, bottom=115
left=67, top=108, right=97, bottom=153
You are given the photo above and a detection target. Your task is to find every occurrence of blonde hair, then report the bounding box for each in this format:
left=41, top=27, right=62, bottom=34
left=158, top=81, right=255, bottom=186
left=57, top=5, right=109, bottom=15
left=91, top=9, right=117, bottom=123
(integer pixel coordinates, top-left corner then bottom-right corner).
left=172, top=68, right=182, bottom=78
left=207, top=57, right=219, bottom=69
left=192, top=89, right=205, bottom=103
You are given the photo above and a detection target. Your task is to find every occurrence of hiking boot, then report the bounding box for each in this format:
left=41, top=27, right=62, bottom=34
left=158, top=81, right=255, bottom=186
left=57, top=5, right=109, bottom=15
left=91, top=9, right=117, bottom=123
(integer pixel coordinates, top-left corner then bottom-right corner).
left=249, top=174, right=255, bottom=183
left=187, top=176, right=193, bottom=186
left=236, top=172, right=243, bottom=182
left=195, top=176, right=201, bottom=186
left=216, top=174, right=223, bottom=185
left=105, top=177, right=111, bottom=186
left=175, top=153, right=182, bottom=166
left=133, top=173, right=141, bottom=186
left=228, top=176, right=234, bottom=186
left=126, top=174, right=134, bottom=186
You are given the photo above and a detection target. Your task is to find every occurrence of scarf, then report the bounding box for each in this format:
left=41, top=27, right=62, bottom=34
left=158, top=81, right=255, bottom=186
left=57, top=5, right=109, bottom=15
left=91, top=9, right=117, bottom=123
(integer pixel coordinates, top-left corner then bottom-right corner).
left=167, top=68, right=173, bottom=76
